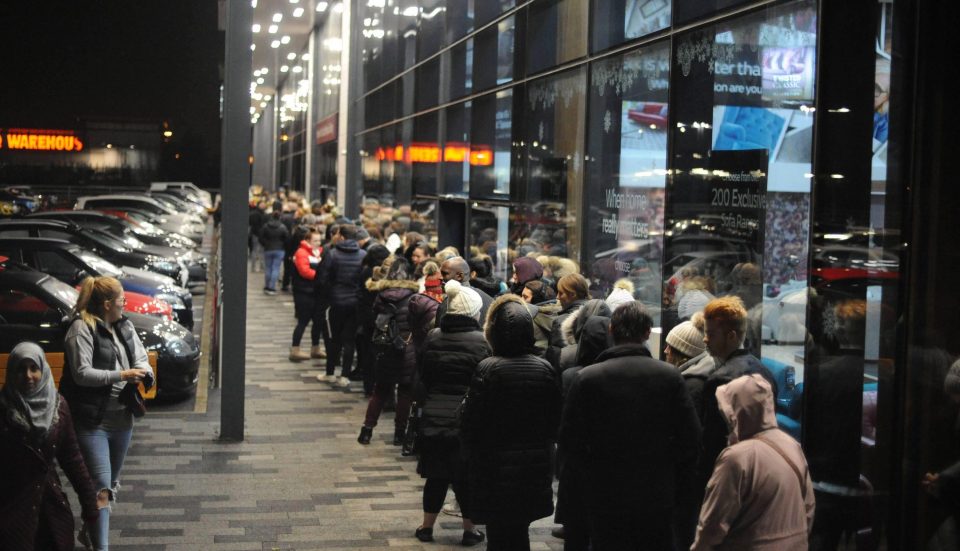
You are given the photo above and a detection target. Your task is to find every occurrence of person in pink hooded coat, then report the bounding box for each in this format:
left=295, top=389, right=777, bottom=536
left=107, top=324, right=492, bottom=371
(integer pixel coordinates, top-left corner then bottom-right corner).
left=691, top=374, right=815, bottom=550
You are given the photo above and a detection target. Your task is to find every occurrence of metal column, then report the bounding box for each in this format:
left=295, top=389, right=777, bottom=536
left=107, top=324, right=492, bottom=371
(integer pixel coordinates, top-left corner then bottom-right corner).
left=220, top=0, right=252, bottom=442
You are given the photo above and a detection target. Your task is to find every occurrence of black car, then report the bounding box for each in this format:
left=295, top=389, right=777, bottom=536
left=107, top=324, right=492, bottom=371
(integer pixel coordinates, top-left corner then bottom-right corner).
left=0, top=259, right=201, bottom=399
left=28, top=210, right=198, bottom=250
left=0, top=218, right=187, bottom=285
left=0, top=237, right=194, bottom=329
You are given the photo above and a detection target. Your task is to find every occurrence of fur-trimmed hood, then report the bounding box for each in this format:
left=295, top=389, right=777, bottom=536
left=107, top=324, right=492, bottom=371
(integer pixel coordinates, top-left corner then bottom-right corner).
left=560, top=298, right=611, bottom=346
left=365, top=278, right=420, bottom=292
left=484, top=293, right=535, bottom=357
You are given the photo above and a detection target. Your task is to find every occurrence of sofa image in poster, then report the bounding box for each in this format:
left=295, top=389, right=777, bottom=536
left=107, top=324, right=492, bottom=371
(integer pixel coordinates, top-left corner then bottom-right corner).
left=620, top=100, right=669, bottom=188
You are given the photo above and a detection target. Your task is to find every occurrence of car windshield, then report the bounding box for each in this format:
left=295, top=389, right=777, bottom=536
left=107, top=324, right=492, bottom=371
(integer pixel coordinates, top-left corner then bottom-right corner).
left=78, top=251, right=123, bottom=278
left=40, top=275, right=78, bottom=308
left=86, top=228, right=132, bottom=252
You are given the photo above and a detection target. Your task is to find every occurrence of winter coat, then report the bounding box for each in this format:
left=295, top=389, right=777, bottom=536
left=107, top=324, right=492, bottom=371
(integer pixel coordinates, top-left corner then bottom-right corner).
left=559, top=315, right=612, bottom=396
left=680, top=352, right=718, bottom=419
left=416, top=314, right=490, bottom=480
left=528, top=300, right=561, bottom=357
left=546, top=299, right=586, bottom=371
left=560, top=344, right=701, bottom=515
left=408, top=293, right=441, bottom=362
left=691, top=374, right=814, bottom=551
left=0, top=396, right=99, bottom=551
left=292, top=241, right=322, bottom=294
left=248, top=207, right=267, bottom=238
left=356, top=245, right=391, bottom=333
left=258, top=218, right=289, bottom=251
left=557, top=299, right=611, bottom=372
left=369, top=279, right=420, bottom=385
left=698, top=350, right=778, bottom=490
left=471, top=275, right=505, bottom=298
left=315, top=239, right=366, bottom=308
left=460, top=294, right=562, bottom=524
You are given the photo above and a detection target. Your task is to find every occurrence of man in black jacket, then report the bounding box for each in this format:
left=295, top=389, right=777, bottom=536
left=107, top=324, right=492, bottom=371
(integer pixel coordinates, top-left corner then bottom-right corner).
left=259, top=210, right=289, bottom=294
left=559, top=301, right=701, bottom=551
left=316, top=224, right=366, bottom=387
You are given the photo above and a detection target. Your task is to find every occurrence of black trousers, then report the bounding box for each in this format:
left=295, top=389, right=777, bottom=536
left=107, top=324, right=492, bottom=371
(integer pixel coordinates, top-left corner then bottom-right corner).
left=588, top=508, right=675, bottom=551
left=486, top=522, right=530, bottom=551
left=325, top=305, right=358, bottom=376
left=355, top=329, right=375, bottom=394
left=422, top=478, right=470, bottom=517
left=281, top=255, right=294, bottom=289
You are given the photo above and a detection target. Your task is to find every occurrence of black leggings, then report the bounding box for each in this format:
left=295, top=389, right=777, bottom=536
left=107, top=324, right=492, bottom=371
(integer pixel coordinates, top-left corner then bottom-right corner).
left=486, top=523, right=530, bottom=551
left=422, top=478, right=470, bottom=517
left=292, top=307, right=323, bottom=347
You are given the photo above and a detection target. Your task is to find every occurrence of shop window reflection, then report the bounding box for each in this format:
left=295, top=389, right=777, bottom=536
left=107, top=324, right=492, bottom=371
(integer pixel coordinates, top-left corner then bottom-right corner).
left=583, top=43, right=670, bottom=324
left=591, top=0, right=671, bottom=54
left=526, top=0, right=587, bottom=76
left=470, top=204, right=511, bottom=282
left=470, top=90, right=516, bottom=200
left=443, top=102, right=471, bottom=195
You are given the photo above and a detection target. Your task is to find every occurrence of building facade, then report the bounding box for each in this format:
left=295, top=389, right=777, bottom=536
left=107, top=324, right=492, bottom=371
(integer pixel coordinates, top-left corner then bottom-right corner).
left=247, top=0, right=960, bottom=547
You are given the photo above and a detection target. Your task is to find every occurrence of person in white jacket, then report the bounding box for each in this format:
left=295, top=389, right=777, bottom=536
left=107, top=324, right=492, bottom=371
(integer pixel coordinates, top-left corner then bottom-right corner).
left=691, top=373, right=815, bottom=550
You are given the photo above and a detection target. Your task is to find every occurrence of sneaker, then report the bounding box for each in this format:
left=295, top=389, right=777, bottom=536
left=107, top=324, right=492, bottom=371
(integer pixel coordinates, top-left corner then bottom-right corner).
left=265, top=289, right=277, bottom=296
left=316, top=373, right=332, bottom=382
left=336, top=376, right=351, bottom=388
left=415, top=526, right=434, bottom=542
left=442, top=501, right=462, bottom=517
left=461, top=529, right=485, bottom=546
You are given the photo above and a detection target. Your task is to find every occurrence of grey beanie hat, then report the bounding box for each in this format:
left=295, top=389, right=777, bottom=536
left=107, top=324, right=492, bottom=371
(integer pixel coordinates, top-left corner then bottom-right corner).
left=666, top=313, right=706, bottom=358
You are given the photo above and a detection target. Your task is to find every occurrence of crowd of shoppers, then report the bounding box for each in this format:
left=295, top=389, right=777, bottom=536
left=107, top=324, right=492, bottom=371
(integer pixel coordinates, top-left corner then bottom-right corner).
left=249, top=189, right=817, bottom=550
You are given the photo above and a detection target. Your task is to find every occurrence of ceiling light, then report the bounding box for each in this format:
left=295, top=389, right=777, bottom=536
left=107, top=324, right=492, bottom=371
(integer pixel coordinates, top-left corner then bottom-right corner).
left=260, top=67, right=269, bottom=74
left=254, top=69, right=261, bottom=77
left=264, top=95, right=272, bottom=101
left=301, top=53, right=311, bottom=61
left=272, top=13, right=283, bottom=22
left=252, top=23, right=261, bottom=32
left=251, top=0, right=257, bottom=7
left=280, top=35, right=291, bottom=44
left=281, top=65, right=290, bottom=72
left=257, top=77, right=265, bottom=84
left=271, top=40, right=281, bottom=48
left=293, top=7, right=304, bottom=17
left=250, top=44, right=256, bottom=51
left=317, top=2, right=328, bottom=11
left=292, top=66, right=303, bottom=73
left=268, top=24, right=278, bottom=33
left=287, top=52, right=297, bottom=60
left=333, top=2, right=343, bottom=12
left=260, top=102, right=267, bottom=107
left=106, top=143, right=113, bottom=149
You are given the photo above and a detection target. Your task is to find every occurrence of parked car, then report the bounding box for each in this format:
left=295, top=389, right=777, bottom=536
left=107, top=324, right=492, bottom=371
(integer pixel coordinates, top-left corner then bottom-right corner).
left=0, top=237, right=193, bottom=329
left=0, top=219, right=188, bottom=285
left=26, top=213, right=207, bottom=284
left=75, top=195, right=205, bottom=243
left=150, top=181, right=212, bottom=209
left=28, top=210, right=197, bottom=250
left=0, top=258, right=200, bottom=398
left=140, top=191, right=208, bottom=220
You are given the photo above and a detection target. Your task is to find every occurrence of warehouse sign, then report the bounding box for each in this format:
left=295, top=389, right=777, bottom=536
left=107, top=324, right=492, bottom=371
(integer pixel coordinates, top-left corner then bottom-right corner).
left=0, top=128, right=85, bottom=152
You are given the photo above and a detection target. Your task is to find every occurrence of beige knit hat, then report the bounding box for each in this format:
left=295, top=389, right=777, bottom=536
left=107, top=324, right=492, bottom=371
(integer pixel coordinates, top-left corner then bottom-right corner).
left=666, top=312, right=706, bottom=359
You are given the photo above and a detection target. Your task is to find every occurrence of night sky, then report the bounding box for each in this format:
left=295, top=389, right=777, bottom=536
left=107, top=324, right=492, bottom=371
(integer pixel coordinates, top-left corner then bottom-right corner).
left=0, top=1, right=224, bottom=183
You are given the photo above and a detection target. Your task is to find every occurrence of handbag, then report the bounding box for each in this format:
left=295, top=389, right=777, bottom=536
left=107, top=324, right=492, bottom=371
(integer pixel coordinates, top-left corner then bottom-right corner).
left=118, top=382, right=146, bottom=417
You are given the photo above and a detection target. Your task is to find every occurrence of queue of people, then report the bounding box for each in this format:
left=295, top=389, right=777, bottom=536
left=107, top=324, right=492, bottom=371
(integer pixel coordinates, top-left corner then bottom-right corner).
left=255, top=192, right=817, bottom=551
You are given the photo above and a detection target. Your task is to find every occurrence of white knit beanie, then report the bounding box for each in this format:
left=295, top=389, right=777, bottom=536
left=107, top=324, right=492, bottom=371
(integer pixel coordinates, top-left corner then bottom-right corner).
left=666, top=314, right=706, bottom=358
left=445, top=280, right=482, bottom=319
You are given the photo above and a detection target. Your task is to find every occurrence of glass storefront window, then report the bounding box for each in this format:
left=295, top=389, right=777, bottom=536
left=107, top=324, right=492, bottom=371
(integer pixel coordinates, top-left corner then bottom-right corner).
left=418, top=0, right=446, bottom=60
left=591, top=0, right=671, bottom=53
left=674, top=0, right=752, bottom=27
left=469, top=89, right=516, bottom=200
left=583, top=43, right=670, bottom=324
left=415, top=57, right=441, bottom=111
left=470, top=203, right=511, bottom=281
left=412, top=112, right=440, bottom=196
left=526, top=0, right=588, bottom=76
left=474, top=15, right=516, bottom=92
left=442, top=101, right=471, bottom=196
left=513, top=67, right=587, bottom=261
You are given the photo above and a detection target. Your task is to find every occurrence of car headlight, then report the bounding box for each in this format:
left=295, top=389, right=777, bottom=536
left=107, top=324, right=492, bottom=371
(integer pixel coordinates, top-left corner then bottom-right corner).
left=164, top=337, right=192, bottom=357
left=155, top=293, right=186, bottom=309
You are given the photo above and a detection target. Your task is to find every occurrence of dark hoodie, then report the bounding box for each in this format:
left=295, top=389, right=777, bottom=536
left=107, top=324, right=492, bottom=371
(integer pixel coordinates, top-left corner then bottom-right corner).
left=460, top=294, right=562, bottom=525
left=315, top=239, right=366, bottom=307
left=511, top=257, right=544, bottom=293
left=258, top=216, right=289, bottom=251
left=558, top=299, right=612, bottom=372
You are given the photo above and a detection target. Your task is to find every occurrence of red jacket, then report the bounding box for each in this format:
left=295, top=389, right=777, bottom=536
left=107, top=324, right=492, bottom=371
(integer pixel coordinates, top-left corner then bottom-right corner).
left=293, top=241, right=322, bottom=287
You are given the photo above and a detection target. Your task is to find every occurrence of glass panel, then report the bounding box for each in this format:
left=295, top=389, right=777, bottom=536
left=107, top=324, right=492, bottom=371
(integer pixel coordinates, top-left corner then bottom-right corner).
left=674, top=0, right=752, bottom=26
left=418, top=0, right=445, bottom=60
left=445, top=0, right=474, bottom=44
left=412, top=112, right=440, bottom=195
left=473, top=15, right=516, bottom=92
left=583, top=43, right=671, bottom=324
left=469, top=89, right=516, bottom=200
left=469, top=203, right=511, bottom=281
left=475, top=0, right=515, bottom=26
left=514, top=67, right=588, bottom=261
left=415, top=58, right=441, bottom=111
left=361, top=2, right=387, bottom=90
left=526, top=0, right=588, bottom=75
left=592, top=0, right=671, bottom=53
left=448, top=40, right=474, bottom=100
left=442, top=101, right=471, bottom=196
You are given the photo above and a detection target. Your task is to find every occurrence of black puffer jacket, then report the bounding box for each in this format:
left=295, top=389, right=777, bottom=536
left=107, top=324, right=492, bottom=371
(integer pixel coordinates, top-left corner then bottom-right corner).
left=460, top=294, right=562, bottom=524
left=417, top=314, right=490, bottom=480
left=546, top=299, right=586, bottom=371
left=357, top=245, right=391, bottom=333
left=258, top=218, right=289, bottom=251
left=316, top=239, right=366, bottom=307
left=370, top=279, right=420, bottom=384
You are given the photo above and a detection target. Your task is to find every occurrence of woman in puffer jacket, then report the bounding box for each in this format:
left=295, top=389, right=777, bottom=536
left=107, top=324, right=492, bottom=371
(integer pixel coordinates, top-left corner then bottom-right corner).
left=358, top=258, right=420, bottom=446
left=289, top=229, right=325, bottom=362
left=557, top=298, right=612, bottom=372
left=413, top=281, right=489, bottom=547
left=460, top=294, right=562, bottom=551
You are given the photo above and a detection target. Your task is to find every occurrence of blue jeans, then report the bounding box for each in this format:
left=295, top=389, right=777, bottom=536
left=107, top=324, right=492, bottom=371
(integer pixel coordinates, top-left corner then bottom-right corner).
left=75, top=425, right=134, bottom=551
left=263, top=249, right=284, bottom=290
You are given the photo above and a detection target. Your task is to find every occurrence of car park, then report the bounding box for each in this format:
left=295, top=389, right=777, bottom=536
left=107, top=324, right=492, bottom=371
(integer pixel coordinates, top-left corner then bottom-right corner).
left=0, top=237, right=194, bottom=329
left=0, top=218, right=188, bottom=285
left=149, top=181, right=212, bottom=209
left=27, top=210, right=198, bottom=250
left=75, top=195, right=206, bottom=243
left=141, top=192, right=208, bottom=220
left=0, top=258, right=200, bottom=398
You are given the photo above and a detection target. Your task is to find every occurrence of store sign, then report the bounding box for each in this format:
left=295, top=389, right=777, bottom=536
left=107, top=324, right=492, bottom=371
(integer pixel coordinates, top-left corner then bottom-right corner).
left=0, top=128, right=84, bottom=152
left=373, top=142, right=493, bottom=166
left=315, top=115, right=337, bottom=145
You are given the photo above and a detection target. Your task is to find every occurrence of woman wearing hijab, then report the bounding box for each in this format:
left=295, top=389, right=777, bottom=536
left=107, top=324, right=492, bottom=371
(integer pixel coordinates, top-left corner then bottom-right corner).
left=60, top=276, right=154, bottom=551
left=1, top=341, right=101, bottom=551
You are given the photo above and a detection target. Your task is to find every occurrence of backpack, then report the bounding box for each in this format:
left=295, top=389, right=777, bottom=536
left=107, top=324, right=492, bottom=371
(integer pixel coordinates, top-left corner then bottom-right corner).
left=372, top=294, right=414, bottom=359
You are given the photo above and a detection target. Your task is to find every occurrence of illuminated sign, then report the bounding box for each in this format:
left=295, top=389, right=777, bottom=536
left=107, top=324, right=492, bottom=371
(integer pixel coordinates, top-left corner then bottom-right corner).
left=0, top=128, right=84, bottom=152
left=374, top=142, right=493, bottom=166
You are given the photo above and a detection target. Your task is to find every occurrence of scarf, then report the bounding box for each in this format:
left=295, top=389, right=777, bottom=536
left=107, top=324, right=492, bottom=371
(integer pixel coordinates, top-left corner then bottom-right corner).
left=0, top=341, right=59, bottom=437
